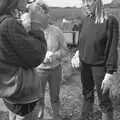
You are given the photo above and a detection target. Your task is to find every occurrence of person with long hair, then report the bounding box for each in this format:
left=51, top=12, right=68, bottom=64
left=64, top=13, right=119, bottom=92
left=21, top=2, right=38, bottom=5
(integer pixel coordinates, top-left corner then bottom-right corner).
left=0, top=0, right=47, bottom=120
left=71, top=0, right=119, bottom=120
left=27, top=1, right=68, bottom=120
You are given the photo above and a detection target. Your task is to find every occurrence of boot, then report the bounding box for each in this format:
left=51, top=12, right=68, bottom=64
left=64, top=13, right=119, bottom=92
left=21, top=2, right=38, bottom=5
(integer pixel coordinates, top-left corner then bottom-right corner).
left=102, top=111, right=113, bottom=120
left=79, top=99, right=94, bottom=120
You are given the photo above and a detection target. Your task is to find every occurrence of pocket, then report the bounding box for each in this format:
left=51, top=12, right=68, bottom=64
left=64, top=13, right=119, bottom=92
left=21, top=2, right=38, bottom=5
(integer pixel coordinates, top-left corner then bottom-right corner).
left=18, top=68, right=42, bottom=97
left=6, top=68, right=43, bottom=104
left=0, top=69, right=20, bottom=98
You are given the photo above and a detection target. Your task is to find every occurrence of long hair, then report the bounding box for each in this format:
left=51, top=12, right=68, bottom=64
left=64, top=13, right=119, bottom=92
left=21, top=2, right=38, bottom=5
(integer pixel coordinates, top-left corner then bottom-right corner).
left=82, top=0, right=108, bottom=23
left=95, top=0, right=107, bottom=23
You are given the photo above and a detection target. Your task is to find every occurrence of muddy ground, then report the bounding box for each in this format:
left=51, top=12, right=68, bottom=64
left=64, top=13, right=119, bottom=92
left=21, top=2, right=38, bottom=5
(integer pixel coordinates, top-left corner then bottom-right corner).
left=0, top=49, right=120, bottom=120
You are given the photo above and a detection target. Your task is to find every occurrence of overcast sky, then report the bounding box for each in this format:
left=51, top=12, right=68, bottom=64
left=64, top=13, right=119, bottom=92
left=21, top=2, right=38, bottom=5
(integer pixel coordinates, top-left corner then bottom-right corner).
left=45, top=0, right=113, bottom=7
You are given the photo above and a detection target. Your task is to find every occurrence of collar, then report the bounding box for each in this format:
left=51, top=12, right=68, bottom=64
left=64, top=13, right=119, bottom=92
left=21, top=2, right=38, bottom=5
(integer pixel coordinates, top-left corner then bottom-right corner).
left=87, top=12, right=96, bottom=20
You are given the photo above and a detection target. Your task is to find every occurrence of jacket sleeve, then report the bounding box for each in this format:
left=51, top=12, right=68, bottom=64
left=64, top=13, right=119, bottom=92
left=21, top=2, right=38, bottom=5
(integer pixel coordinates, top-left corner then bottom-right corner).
left=106, top=17, right=119, bottom=74
left=6, top=18, right=47, bottom=68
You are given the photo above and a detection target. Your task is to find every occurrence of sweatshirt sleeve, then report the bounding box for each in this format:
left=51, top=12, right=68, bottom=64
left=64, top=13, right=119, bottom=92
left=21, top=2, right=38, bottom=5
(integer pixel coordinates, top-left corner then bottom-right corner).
left=6, top=18, right=47, bottom=69
left=106, top=17, right=119, bottom=74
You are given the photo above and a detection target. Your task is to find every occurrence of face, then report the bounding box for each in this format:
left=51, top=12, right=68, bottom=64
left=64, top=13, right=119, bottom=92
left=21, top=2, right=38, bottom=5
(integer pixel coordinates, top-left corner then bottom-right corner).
left=37, top=9, right=50, bottom=29
left=82, top=0, right=96, bottom=15
left=30, top=3, right=50, bottom=29
left=17, top=0, right=27, bottom=11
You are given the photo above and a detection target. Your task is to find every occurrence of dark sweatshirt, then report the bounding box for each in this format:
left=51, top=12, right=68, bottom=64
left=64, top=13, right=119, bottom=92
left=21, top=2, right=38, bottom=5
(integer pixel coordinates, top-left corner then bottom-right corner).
left=79, top=15, right=119, bottom=74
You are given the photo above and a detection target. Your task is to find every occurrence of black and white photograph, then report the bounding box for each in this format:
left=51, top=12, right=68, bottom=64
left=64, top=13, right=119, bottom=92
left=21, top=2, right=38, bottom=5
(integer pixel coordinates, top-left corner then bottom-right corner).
left=0, top=0, right=120, bottom=120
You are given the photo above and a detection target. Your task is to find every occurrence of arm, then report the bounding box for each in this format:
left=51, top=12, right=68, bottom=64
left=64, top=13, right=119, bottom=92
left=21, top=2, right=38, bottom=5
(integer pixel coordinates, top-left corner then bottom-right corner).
left=106, top=17, right=119, bottom=74
left=7, top=18, right=47, bottom=68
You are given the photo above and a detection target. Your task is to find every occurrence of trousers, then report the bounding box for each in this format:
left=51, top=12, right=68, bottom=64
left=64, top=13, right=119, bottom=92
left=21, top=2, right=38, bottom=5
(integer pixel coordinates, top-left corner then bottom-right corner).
left=80, top=62, right=113, bottom=112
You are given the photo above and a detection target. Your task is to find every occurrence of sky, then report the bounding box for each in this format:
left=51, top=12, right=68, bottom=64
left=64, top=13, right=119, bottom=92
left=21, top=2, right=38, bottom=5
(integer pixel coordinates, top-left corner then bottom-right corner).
left=45, top=0, right=113, bottom=7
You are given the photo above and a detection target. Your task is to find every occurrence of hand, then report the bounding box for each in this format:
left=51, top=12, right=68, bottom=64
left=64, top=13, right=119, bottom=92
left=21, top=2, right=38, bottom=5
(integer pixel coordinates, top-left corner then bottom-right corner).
left=48, top=54, right=57, bottom=62
left=45, top=51, right=53, bottom=58
left=20, top=13, right=31, bottom=32
left=43, top=51, right=54, bottom=63
left=71, top=51, right=80, bottom=68
left=101, top=73, right=113, bottom=94
left=43, top=55, right=56, bottom=64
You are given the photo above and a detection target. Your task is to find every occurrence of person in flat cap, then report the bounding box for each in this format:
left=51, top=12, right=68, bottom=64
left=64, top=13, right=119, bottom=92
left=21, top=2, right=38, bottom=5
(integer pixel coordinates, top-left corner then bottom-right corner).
left=0, top=0, right=47, bottom=120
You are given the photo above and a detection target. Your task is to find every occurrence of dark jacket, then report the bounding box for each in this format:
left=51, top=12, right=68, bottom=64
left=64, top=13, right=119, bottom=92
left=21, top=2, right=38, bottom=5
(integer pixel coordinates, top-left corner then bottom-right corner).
left=72, top=24, right=78, bottom=31
left=0, top=15, right=47, bottom=103
left=79, top=15, right=119, bottom=74
left=0, top=15, right=46, bottom=68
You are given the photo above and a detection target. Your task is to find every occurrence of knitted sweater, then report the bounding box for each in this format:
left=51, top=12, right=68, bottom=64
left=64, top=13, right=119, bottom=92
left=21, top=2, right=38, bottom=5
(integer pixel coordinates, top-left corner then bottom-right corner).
left=79, top=15, right=119, bottom=74
left=0, top=15, right=47, bottom=103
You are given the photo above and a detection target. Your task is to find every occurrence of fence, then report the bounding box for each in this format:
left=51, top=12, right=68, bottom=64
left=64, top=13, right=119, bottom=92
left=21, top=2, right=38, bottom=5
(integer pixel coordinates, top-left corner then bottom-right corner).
left=63, top=31, right=79, bottom=45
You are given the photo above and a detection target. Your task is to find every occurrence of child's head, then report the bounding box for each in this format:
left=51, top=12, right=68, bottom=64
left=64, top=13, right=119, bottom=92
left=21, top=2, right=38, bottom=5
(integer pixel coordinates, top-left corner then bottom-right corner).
left=27, top=0, right=50, bottom=29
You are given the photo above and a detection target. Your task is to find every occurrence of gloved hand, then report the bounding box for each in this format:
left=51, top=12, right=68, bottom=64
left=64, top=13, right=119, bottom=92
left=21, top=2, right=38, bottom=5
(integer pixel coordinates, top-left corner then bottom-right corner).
left=71, top=50, right=80, bottom=68
left=101, top=73, right=113, bottom=94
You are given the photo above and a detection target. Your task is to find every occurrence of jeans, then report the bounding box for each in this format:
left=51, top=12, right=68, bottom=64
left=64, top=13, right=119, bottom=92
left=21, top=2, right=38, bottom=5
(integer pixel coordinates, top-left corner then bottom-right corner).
left=38, top=65, right=62, bottom=109
left=80, top=62, right=113, bottom=113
